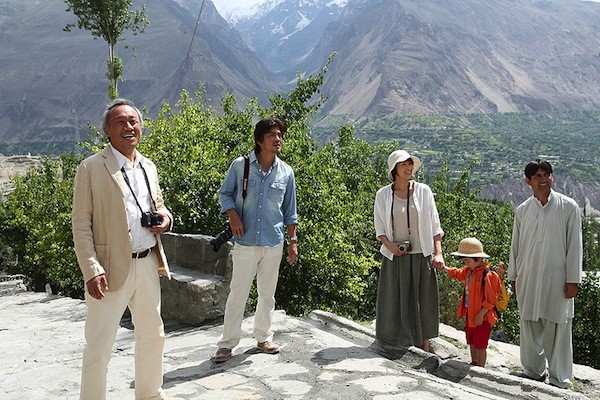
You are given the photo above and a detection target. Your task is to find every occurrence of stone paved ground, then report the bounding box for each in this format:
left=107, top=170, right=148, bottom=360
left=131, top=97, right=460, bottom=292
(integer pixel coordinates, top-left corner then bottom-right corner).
left=1, top=280, right=598, bottom=400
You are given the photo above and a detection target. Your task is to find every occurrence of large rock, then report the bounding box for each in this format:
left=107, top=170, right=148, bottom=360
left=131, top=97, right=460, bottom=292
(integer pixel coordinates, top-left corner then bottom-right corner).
left=160, top=232, right=233, bottom=325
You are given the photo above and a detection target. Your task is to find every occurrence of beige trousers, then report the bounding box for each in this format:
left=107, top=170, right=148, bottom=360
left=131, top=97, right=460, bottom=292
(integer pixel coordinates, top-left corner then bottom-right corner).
left=217, top=243, right=284, bottom=349
left=80, top=252, right=165, bottom=400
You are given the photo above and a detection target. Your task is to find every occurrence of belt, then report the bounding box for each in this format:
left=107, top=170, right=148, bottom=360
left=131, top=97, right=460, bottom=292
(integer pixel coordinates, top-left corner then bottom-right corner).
left=132, top=248, right=151, bottom=259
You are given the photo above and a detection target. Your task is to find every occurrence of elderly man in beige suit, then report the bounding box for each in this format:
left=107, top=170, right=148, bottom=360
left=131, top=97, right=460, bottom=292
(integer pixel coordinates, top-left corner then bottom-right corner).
left=72, top=98, right=172, bottom=400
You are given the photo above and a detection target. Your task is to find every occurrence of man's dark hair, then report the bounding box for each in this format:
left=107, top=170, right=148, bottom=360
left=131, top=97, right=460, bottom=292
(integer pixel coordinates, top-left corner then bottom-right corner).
left=524, top=159, right=553, bottom=179
left=254, top=118, right=286, bottom=154
left=102, top=98, right=143, bottom=132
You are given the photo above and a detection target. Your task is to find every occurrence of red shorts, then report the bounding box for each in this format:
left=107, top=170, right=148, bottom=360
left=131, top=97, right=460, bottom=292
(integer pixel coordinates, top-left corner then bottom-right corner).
left=465, top=320, right=491, bottom=349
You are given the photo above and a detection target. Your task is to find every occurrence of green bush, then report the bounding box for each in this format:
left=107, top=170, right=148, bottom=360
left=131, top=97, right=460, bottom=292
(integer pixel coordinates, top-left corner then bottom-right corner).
left=140, top=63, right=385, bottom=319
left=573, top=272, right=600, bottom=369
left=425, top=161, right=520, bottom=342
left=0, top=154, right=83, bottom=297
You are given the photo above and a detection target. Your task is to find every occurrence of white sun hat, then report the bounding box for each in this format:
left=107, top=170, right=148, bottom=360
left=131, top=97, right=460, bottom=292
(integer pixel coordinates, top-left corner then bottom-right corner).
left=387, top=150, right=421, bottom=181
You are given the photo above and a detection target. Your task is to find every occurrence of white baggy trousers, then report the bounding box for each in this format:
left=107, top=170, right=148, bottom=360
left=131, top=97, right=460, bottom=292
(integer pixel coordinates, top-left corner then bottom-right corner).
left=217, top=242, right=284, bottom=349
left=520, top=318, right=573, bottom=388
left=80, top=252, right=165, bottom=400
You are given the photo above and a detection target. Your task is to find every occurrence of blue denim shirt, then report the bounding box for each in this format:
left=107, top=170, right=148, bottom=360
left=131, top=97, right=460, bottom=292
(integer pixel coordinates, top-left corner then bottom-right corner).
left=218, top=151, right=298, bottom=247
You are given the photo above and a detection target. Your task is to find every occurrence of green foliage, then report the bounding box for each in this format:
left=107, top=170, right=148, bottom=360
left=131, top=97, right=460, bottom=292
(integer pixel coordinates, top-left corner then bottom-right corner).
left=429, top=161, right=520, bottom=341
left=63, top=0, right=150, bottom=99
left=1, top=54, right=599, bottom=368
left=275, top=127, right=384, bottom=318
left=141, top=90, right=257, bottom=233
left=582, top=213, right=600, bottom=272
left=141, top=60, right=382, bottom=318
left=107, top=55, right=124, bottom=100
left=0, top=154, right=83, bottom=297
left=573, top=272, right=600, bottom=369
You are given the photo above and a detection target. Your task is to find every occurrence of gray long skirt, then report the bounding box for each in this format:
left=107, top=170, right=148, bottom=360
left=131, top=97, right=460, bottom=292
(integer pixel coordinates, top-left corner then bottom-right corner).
left=376, top=253, right=439, bottom=347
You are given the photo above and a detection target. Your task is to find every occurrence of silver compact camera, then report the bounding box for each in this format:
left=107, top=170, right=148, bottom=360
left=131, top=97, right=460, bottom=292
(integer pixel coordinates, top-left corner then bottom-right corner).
left=398, top=240, right=412, bottom=252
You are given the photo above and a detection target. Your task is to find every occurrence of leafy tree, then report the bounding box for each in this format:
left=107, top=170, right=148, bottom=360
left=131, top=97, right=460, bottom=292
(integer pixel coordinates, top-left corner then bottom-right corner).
left=0, top=154, right=83, bottom=297
left=428, top=161, right=519, bottom=341
left=63, top=0, right=149, bottom=99
left=142, top=58, right=385, bottom=318
left=573, top=272, right=600, bottom=369
left=582, top=212, right=600, bottom=272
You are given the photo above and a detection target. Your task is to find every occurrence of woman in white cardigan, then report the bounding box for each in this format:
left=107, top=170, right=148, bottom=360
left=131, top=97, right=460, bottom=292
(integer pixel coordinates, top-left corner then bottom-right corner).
left=374, top=150, right=445, bottom=351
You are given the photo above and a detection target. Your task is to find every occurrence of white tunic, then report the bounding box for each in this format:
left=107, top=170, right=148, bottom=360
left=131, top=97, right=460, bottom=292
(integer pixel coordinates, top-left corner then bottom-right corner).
left=508, top=190, right=582, bottom=324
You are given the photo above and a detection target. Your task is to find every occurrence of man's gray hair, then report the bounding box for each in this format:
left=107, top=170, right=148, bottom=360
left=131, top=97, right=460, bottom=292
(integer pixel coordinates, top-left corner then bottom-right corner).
left=101, top=98, right=144, bottom=132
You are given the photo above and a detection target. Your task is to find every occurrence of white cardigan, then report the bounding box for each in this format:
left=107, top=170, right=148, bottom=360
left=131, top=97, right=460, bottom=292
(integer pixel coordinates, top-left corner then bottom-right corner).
left=374, top=181, right=444, bottom=261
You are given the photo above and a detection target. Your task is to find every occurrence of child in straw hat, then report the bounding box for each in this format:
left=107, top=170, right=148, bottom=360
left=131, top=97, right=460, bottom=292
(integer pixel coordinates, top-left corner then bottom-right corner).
left=442, top=237, right=502, bottom=367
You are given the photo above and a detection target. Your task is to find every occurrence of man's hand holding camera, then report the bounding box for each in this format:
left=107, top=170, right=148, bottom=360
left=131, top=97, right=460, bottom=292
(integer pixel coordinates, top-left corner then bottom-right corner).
left=146, top=212, right=170, bottom=235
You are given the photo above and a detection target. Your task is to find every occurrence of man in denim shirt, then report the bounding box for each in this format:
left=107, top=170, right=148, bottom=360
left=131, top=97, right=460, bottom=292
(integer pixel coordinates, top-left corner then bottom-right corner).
left=214, top=118, right=298, bottom=363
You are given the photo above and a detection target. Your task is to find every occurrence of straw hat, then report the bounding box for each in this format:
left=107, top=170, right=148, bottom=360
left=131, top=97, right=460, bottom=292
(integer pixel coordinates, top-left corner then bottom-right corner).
left=450, top=238, right=490, bottom=258
left=387, top=150, right=421, bottom=181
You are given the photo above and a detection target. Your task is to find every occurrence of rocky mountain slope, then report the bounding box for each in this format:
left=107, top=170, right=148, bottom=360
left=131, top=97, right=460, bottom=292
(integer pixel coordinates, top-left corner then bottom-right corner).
left=236, top=0, right=600, bottom=117
left=0, top=0, right=277, bottom=145
left=3, top=0, right=600, bottom=146
left=323, top=0, right=600, bottom=116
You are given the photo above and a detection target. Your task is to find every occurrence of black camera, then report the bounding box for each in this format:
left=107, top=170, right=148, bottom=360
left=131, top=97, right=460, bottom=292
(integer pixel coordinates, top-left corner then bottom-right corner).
left=210, top=223, right=233, bottom=252
left=141, top=212, right=164, bottom=227
left=398, top=240, right=412, bottom=252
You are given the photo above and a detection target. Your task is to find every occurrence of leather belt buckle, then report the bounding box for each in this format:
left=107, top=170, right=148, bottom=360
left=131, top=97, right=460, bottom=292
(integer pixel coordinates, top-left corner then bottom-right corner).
left=132, top=248, right=151, bottom=259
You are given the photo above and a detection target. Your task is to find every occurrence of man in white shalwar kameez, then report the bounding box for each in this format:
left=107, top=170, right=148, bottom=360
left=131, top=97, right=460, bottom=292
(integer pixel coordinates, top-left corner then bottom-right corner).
left=508, top=159, right=582, bottom=389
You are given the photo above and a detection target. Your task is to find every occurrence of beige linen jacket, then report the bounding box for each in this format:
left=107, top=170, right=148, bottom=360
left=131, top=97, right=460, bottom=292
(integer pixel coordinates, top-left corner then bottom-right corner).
left=72, top=146, right=171, bottom=291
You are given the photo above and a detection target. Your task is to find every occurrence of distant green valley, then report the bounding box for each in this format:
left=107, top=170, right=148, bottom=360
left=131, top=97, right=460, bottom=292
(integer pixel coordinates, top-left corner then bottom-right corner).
left=316, top=111, right=600, bottom=190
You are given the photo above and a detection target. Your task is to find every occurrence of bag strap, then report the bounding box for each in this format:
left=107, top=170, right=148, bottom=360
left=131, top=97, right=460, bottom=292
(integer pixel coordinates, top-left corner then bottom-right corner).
left=242, top=156, right=249, bottom=199
left=239, top=156, right=250, bottom=217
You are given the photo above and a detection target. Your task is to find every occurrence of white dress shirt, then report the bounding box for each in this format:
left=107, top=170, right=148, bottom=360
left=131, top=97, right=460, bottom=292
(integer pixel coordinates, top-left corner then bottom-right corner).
left=110, top=145, right=157, bottom=253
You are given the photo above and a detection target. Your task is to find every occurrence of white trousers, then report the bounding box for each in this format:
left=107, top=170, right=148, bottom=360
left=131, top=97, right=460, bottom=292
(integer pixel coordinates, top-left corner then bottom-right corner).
left=217, top=243, right=284, bottom=349
left=520, top=318, right=573, bottom=388
left=80, top=252, right=165, bottom=400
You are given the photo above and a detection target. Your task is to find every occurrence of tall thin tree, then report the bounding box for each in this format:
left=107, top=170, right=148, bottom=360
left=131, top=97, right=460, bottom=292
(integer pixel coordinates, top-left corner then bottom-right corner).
left=63, top=0, right=150, bottom=100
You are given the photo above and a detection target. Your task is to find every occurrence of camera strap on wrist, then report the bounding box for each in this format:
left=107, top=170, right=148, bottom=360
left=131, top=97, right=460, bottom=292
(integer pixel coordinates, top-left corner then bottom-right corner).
left=120, top=163, right=157, bottom=217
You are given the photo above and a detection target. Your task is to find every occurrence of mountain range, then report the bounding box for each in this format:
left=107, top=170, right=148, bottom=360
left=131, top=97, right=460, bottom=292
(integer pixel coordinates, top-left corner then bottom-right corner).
left=231, top=0, right=347, bottom=75
left=233, top=0, right=600, bottom=118
left=1, top=0, right=600, bottom=145
left=0, top=0, right=276, bottom=145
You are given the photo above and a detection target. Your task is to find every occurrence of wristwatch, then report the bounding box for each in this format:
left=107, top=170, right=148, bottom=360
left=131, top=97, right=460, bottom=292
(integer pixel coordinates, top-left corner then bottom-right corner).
left=289, top=235, right=298, bottom=243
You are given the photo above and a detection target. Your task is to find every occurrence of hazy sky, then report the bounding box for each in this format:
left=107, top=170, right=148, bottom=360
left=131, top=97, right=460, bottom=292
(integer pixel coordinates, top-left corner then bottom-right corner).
left=211, top=0, right=264, bottom=15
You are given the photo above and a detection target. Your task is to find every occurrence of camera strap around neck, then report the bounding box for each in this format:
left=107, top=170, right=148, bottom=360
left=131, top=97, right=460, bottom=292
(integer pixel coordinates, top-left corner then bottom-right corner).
left=121, top=162, right=157, bottom=216
left=390, top=181, right=412, bottom=238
